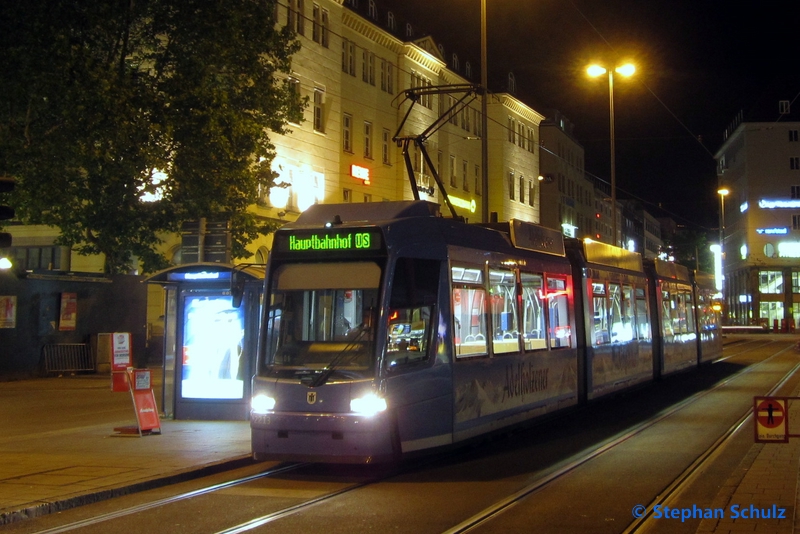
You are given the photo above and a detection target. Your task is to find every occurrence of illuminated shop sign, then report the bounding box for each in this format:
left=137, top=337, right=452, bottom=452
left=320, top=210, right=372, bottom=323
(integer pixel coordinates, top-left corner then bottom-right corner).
left=449, top=195, right=477, bottom=213
left=756, top=227, right=788, bottom=235
left=350, top=164, right=370, bottom=184
left=168, top=271, right=231, bottom=281
left=758, top=199, right=800, bottom=209
left=778, top=242, right=800, bottom=258
left=275, top=229, right=383, bottom=254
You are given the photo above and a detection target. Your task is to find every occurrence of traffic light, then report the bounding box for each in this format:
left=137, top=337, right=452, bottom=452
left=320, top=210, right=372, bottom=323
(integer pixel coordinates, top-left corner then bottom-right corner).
left=0, top=178, right=15, bottom=249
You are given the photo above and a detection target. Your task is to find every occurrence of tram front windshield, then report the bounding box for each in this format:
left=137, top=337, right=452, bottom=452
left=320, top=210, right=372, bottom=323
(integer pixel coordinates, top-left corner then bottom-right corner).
left=260, top=261, right=381, bottom=380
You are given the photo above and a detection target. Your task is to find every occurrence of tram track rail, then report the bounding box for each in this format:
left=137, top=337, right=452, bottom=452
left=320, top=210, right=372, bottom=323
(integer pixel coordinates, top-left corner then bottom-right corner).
left=439, top=338, right=798, bottom=534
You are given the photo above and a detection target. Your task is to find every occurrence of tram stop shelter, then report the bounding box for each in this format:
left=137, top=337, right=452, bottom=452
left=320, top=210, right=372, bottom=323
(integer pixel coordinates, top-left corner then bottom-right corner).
left=145, top=262, right=265, bottom=420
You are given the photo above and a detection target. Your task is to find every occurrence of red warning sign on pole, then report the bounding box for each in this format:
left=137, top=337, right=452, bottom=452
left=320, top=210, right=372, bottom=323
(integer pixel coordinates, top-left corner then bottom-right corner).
left=754, top=397, right=788, bottom=443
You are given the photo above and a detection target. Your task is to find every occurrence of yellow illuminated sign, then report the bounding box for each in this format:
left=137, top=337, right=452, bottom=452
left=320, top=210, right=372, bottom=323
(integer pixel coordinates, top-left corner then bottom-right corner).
left=449, top=195, right=476, bottom=213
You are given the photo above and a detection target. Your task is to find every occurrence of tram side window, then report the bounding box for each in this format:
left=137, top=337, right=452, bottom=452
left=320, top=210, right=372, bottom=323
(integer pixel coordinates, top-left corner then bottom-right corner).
left=608, top=284, right=634, bottom=343
left=635, top=287, right=651, bottom=340
left=521, top=272, right=546, bottom=351
left=489, top=268, right=520, bottom=354
left=385, top=258, right=440, bottom=370
left=661, top=290, right=675, bottom=340
left=592, top=282, right=609, bottom=345
left=547, top=276, right=572, bottom=348
left=681, top=290, right=696, bottom=334
left=452, top=266, right=487, bottom=358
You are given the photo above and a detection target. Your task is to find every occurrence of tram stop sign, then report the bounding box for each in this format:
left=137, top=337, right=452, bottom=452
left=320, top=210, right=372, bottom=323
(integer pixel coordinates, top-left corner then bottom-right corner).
left=754, top=397, right=788, bottom=443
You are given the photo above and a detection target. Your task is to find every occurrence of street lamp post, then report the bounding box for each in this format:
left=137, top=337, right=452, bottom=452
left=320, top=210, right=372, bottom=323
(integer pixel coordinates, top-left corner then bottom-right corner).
left=587, top=63, right=635, bottom=247
left=480, top=0, right=489, bottom=223
left=718, top=187, right=729, bottom=320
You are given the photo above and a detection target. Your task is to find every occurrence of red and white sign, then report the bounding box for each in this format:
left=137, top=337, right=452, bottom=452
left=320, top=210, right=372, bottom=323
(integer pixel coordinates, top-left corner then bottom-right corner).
left=350, top=164, right=371, bottom=184
left=114, top=368, right=161, bottom=436
left=111, top=332, right=132, bottom=393
left=754, top=397, right=788, bottom=443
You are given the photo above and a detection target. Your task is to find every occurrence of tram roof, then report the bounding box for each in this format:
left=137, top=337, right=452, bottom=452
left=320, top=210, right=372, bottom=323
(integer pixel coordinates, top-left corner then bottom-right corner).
left=286, top=200, right=440, bottom=228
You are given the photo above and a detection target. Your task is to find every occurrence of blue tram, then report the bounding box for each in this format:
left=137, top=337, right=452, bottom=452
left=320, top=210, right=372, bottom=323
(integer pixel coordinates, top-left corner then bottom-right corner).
left=248, top=201, right=721, bottom=463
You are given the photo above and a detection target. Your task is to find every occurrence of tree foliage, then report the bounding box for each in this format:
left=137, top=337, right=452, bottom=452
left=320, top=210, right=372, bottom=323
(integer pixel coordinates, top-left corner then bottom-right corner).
left=664, top=228, right=714, bottom=273
left=0, top=0, right=303, bottom=273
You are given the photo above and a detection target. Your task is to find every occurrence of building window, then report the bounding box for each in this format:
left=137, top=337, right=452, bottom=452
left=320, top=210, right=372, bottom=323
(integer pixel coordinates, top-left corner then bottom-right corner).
left=792, top=157, right=800, bottom=170
left=12, top=246, right=66, bottom=271
left=519, top=176, right=525, bottom=204
left=342, top=113, right=352, bottom=152
left=382, top=129, right=391, bottom=164
left=758, top=271, right=784, bottom=294
left=343, top=188, right=352, bottom=202
left=287, top=77, right=302, bottom=123
left=528, top=181, right=534, bottom=206
left=369, top=54, right=375, bottom=85
left=790, top=130, right=798, bottom=142
left=313, top=88, right=325, bottom=132
left=387, top=11, right=395, bottom=31
left=364, top=193, right=372, bottom=202
left=793, top=214, right=800, bottom=230
left=792, top=185, right=800, bottom=199
left=462, top=159, right=469, bottom=191
left=474, top=164, right=480, bottom=196
left=793, top=272, right=800, bottom=294
left=508, top=171, right=515, bottom=200
left=368, top=0, right=377, bottom=20
left=364, top=121, right=372, bottom=158
left=508, top=117, right=515, bottom=143
left=312, top=6, right=329, bottom=47
left=449, top=155, right=456, bottom=187
left=293, top=0, right=305, bottom=35
left=465, top=62, right=472, bottom=79
left=380, top=60, right=388, bottom=92
left=342, top=40, right=356, bottom=76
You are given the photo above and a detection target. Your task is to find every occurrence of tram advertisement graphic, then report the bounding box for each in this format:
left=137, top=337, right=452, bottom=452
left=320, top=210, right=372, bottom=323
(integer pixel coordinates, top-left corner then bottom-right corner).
left=754, top=397, right=788, bottom=443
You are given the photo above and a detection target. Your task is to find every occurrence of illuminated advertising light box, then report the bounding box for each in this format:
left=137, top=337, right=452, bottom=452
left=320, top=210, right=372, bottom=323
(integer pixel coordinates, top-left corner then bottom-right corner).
left=275, top=228, right=383, bottom=254
left=181, top=296, right=245, bottom=400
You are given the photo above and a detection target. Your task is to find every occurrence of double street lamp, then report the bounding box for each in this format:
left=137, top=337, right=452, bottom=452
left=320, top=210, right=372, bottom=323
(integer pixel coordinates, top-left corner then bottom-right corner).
left=587, top=63, right=636, bottom=247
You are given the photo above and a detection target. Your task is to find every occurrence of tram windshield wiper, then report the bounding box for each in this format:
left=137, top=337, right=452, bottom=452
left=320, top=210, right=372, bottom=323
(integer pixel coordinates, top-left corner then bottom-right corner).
left=308, top=324, right=370, bottom=388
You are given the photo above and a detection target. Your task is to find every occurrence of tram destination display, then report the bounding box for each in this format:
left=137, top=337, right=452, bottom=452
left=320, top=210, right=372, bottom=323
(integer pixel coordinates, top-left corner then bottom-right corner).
left=275, top=228, right=383, bottom=254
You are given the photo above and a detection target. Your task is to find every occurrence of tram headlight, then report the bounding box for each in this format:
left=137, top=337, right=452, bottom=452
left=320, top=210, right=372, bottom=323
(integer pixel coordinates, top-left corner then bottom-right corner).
left=252, top=394, right=276, bottom=414
left=350, top=393, right=387, bottom=417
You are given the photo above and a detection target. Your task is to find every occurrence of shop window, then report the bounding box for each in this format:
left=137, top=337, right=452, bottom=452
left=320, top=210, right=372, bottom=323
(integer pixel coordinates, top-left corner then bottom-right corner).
left=758, top=271, right=783, bottom=294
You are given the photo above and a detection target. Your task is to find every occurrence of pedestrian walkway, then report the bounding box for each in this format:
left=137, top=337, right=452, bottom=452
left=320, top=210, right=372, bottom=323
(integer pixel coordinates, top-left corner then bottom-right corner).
left=697, top=348, right=800, bottom=534
left=0, top=374, right=252, bottom=526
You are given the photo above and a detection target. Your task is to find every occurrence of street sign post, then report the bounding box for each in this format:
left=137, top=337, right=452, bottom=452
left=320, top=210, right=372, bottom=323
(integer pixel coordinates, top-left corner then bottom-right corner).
left=754, top=396, right=789, bottom=443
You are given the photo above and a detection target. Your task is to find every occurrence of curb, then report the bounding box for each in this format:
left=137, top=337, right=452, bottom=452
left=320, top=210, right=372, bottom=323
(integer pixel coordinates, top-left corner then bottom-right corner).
left=0, top=455, right=256, bottom=526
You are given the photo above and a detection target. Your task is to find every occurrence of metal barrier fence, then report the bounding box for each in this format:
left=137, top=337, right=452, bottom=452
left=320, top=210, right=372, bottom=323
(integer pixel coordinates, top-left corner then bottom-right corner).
left=42, top=344, right=95, bottom=374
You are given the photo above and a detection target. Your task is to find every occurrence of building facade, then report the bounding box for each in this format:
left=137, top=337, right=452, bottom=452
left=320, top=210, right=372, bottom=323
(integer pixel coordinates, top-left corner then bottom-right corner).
left=715, top=118, right=800, bottom=327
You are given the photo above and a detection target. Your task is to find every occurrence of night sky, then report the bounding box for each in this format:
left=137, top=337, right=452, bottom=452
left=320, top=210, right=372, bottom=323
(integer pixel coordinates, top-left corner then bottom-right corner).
left=375, top=0, right=800, bottom=231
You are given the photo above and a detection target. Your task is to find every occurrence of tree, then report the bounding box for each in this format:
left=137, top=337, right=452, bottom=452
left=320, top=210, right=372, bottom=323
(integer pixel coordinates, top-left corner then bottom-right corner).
left=663, top=227, right=714, bottom=273
left=0, top=0, right=304, bottom=273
